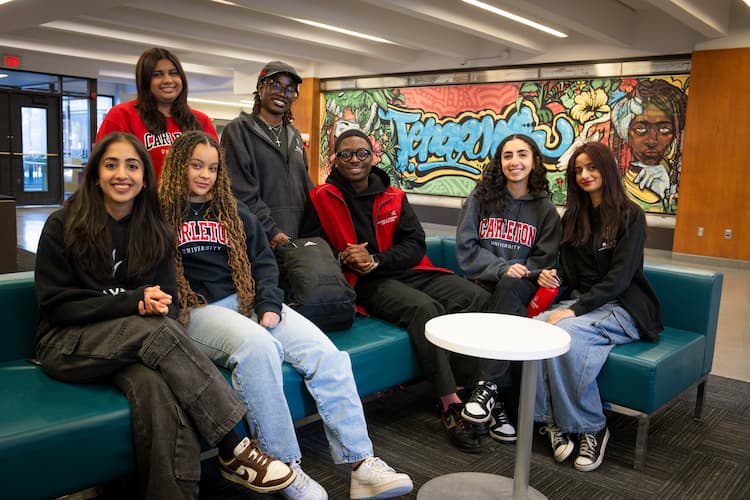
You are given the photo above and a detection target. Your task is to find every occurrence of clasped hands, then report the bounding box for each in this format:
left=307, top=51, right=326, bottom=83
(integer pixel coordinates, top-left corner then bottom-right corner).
left=139, top=286, right=172, bottom=316
left=340, top=242, right=378, bottom=276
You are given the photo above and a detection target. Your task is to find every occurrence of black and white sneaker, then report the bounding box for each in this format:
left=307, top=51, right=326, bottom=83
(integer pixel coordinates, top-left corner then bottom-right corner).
left=488, top=403, right=517, bottom=442
left=574, top=427, right=610, bottom=472
left=461, top=381, right=497, bottom=423
left=540, top=424, right=574, bottom=463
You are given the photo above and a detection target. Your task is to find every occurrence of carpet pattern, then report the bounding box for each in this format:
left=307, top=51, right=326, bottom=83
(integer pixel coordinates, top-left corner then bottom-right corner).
left=193, top=375, right=750, bottom=500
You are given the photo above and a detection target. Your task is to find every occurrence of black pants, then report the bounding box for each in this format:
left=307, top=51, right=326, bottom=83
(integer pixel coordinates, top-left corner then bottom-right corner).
left=36, top=315, right=247, bottom=500
left=357, top=272, right=504, bottom=397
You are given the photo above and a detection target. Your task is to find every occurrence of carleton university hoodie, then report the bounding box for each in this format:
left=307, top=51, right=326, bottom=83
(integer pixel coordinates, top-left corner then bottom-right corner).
left=456, top=186, right=561, bottom=282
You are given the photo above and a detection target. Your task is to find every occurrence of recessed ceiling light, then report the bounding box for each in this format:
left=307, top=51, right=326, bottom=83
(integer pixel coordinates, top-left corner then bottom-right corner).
left=462, top=0, right=567, bottom=38
left=210, top=0, right=240, bottom=6
left=0, top=74, right=8, bottom=79
left=188, top=97, right=244, bottom=107
left=291, top=18, right=395, bottom=44
left=0, top=0, right=17, bottom=5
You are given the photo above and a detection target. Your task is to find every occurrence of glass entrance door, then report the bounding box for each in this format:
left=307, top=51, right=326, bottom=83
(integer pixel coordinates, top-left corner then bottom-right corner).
left=0, top=92, right=62, bottom=204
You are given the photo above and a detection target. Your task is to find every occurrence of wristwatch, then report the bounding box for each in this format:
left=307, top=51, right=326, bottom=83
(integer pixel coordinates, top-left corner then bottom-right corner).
left=370, top=254, right=380, bottom=270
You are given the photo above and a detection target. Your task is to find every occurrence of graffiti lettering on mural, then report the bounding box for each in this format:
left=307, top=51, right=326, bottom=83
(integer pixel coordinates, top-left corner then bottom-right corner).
left=320, top=76, right=688, bottom=214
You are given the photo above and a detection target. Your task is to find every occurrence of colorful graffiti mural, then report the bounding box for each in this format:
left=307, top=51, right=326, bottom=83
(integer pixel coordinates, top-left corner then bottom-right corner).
left=320, top=75, right=688, bottom=214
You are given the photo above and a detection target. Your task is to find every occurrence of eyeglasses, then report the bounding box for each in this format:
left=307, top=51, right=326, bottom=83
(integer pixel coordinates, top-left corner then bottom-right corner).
left=266, top=80, right=298, bottom=99
left=335, top=148, right=372, bottom=161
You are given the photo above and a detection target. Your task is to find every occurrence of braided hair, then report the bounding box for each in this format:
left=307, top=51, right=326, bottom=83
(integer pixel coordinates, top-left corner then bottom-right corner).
left=475, top=134, right=550, bottom=216
left=159, top=130, right=256, bottom=324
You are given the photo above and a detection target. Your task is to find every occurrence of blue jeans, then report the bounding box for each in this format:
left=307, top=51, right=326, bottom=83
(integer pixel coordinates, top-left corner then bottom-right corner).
left=186, top=295, right=374, bottom=464
left=534, top=300, right=640, bottom=433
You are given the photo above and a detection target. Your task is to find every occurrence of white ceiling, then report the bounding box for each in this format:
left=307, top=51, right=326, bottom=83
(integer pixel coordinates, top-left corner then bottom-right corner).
left=1, top=0, right=750, bottom=108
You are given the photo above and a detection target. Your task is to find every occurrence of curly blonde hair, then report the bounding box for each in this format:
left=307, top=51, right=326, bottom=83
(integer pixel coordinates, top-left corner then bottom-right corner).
left=158, top=130, right=255, bottom=324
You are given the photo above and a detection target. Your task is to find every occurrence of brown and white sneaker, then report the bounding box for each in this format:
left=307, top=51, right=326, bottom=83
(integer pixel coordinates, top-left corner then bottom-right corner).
left=219, top=437, right=296, bottom=493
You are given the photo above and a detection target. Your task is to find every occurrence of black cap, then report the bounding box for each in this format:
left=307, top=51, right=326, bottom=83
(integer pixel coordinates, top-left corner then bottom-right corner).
left=257, top=61, right=302, bottom=86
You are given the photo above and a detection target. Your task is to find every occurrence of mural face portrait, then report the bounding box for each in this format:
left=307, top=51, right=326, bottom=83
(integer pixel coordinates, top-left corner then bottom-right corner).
left=627, top=103, right=675, bottom=166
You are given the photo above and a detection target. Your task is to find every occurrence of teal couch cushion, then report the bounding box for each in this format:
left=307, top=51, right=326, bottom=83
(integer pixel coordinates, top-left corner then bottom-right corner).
left=598, top=328, right=706, bottom=413
left=278, top=316, right=422, bottom=421
left=0, top=360, right=133, bottom=500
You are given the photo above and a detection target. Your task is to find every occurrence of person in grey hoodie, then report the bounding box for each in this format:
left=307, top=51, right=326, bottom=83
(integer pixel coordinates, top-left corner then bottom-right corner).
left=455, top=134, right=561, bottom=442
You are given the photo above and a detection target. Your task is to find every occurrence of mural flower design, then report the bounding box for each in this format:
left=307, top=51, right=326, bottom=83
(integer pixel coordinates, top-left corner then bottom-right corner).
left=369, top=134, right=383, bottom=166
left=619, top=78, right=638, bottom=95
left=571, top=88, right=611, bottom=123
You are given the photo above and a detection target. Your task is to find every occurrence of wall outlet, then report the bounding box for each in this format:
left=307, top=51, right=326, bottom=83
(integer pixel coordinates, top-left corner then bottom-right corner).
left=697, top=227, right=704, bottom=237
left=724, top=229, right=732, bottom=240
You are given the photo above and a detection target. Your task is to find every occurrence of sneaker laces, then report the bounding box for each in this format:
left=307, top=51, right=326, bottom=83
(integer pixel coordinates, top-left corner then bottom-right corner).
left=540, top=424, right=566, bottom=449
left=468, top=382, right=495, bottom=407
left=242, top=439, right=273, bottom=468
left=578, top=433, right=598, bottom=460
left=361, top=457, right=395, bottom=474
left=492, top=403, right=511, bottom=426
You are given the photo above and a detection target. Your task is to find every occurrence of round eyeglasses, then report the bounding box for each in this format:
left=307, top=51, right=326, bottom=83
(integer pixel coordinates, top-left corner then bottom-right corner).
left=335, top=148, right=372, bottom=161
left=266, top=80, right=298, bottom=99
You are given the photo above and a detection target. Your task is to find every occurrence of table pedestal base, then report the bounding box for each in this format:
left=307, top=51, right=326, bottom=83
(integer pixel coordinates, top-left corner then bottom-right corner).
left=417, top=472, right=547, bottom=500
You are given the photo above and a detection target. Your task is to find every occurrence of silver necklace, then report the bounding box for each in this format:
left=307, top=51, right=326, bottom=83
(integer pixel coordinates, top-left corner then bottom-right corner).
left=190, top=202, right=206, bottom=216
left=259, top=116, right=283, bottom=147
left=268, top=124, right=283, bottom=147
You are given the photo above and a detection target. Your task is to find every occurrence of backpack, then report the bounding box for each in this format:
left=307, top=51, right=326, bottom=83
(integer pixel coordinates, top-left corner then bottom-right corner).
left=275, top=237, right=356, bottom=331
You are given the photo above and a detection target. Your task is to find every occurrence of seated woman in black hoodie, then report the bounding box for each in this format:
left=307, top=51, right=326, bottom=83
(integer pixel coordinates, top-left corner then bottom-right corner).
left=300, top=129, right=497, bottom=454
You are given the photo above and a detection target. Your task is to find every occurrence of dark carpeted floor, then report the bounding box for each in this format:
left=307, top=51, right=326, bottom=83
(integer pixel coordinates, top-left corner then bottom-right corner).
left=187, top=375, right=750, bottom=500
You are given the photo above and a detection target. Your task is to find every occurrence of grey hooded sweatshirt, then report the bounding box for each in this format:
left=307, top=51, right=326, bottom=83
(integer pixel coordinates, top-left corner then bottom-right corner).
left=456, top=187, right=561, bottom=282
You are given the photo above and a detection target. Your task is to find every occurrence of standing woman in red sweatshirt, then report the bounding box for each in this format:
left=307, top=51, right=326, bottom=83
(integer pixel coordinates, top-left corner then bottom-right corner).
left=97, top=47, right=218, bottom=179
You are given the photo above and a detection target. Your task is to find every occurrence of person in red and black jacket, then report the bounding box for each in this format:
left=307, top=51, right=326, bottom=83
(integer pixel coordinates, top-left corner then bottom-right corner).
left=300, top=128, right=499, bottom=454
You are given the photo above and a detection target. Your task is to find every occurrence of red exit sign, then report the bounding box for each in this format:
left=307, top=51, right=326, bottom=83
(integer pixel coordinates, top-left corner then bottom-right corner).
left=3, top=55, right=20, bottom=68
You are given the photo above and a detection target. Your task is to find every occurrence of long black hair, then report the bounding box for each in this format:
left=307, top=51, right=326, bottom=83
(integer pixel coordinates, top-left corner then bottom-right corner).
left=134, top=47, right=201, bottom=134
left=562, top=141, right=636, bottom=246
left=64, top=132, right=172, bottom=281
left=475, top=134, right=550, bottom=216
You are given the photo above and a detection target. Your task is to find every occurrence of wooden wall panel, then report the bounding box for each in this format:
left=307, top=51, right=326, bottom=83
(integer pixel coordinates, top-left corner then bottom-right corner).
left=292, top=77, right=321, bottom=185
left=673, top=48, right=750, bottom=260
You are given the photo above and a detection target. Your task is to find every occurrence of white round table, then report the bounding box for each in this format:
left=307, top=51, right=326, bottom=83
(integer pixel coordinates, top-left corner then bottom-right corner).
left=419, top=313, right=570, bottom=500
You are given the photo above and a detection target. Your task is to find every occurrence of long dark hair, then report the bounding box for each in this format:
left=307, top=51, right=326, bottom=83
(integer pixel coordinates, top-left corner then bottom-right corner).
left=134, top=47, right=200, bottom=134
left=159, top=131, right=255, bottom=324
left=64, top=132, right=172, bottom=281
left=562, top=142, right=635, bottom=246
left=475, top=134, right=550, bottom=215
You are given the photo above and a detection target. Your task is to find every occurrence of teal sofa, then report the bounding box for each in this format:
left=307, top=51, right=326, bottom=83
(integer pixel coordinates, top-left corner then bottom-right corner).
left=0, top=236, right=722, bottom=498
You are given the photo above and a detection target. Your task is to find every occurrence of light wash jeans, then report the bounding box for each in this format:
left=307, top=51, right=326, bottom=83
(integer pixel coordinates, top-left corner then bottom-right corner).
left=186, top=294, right=374, bottom=464
left=534, top=300, right=640, bottom=433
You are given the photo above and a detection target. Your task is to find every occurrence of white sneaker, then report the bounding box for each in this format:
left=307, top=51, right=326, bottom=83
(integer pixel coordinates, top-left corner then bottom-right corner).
left=350, top=457, right=413, bottom=500
left=282, top=461, right=327, bottom=500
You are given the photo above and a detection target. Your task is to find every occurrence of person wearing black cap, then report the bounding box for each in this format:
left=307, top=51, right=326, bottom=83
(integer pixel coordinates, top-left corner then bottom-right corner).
left=221, top=61, right=312, bottom=249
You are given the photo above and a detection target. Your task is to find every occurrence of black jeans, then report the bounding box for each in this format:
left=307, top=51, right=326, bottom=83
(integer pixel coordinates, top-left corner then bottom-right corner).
left=357, top=272, right=503, bottom=397
left=36, top=315, right=247, bottom=500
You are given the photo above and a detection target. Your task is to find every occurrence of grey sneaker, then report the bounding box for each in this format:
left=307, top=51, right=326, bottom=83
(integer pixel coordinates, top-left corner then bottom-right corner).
left=574, top=427, right=610, bottom=472
left=350, top=457, right=413, bottom=499
left=282, top=461, right=327, bottom=500
left=219, top=437, right=295, bottom=493
left=540, top=424, right=574, bottom=463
